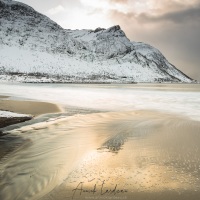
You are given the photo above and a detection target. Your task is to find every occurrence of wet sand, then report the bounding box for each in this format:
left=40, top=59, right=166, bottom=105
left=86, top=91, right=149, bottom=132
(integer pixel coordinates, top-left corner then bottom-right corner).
left=0, top=95, right=9, bottom=99
left=0, top=99, right=62, bottom=116
left=0, top=97, right=62, bottom=129
left=40, top=111, right=200, bottom=200
left=1, top=110, right=200, bottom=200
left=0, top=96, right=63, bottom=160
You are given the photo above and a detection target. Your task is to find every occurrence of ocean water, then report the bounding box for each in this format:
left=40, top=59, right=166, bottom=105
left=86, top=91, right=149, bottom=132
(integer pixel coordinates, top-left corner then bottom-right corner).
left=0, top=83, right=200, bottom=121
left=0, top=83, right=200, bottom=200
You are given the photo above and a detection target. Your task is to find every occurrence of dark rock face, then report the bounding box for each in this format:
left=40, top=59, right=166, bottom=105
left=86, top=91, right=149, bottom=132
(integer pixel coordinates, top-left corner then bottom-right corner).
left=94, top=27, right=106, bottom=33
left=0, top=116, right=32, bottom=128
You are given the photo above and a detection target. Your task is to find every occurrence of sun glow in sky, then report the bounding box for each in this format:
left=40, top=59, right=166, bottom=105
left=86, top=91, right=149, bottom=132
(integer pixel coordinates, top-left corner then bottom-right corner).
left=45, top=0, right=158, bottom=30
left=61, top=0, right=154, bottom=29
left=48, top=6, right=112, bottom=30
left=46, top=0, right=112, bottom=30
left=80, top=0, right=129, bottom=13
left=45, top=0, right=135, bottom=30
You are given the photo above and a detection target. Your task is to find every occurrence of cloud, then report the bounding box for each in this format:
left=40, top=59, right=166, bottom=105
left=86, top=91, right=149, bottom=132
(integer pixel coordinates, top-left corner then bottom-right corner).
left=107, top=1, right=200, bottom=80
left=138, top=6, right=200, bottom=24
left=47, top=5, right=65, bottom=15
left=109, top=0, right=128, bottom=4
left=107, top=0, right=200, bottom=24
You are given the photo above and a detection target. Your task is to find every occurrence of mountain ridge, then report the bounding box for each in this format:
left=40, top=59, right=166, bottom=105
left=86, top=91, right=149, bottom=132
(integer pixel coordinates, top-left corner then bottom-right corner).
left=0, top=0, right=194, bottom=83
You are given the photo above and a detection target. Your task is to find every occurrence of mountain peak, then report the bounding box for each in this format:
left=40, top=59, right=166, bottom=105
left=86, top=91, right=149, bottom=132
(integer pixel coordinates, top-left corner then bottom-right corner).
left=0, top=0, right=193, bottom=83
left=94, top=27, right=106, bottom=33
left=106, top=25, right=121, bottom=32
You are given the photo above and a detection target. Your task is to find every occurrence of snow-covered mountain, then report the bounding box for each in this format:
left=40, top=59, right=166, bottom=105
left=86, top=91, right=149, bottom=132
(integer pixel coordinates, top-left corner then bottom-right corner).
left=0, top=0, right=193, bottom=83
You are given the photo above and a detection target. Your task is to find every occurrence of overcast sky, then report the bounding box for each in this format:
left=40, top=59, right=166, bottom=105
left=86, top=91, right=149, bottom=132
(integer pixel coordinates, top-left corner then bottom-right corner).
left=17, top=0, right=200, bottom=81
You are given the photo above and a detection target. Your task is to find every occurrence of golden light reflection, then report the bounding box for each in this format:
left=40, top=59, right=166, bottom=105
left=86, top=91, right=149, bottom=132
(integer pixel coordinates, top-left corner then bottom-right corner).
left=2, top=111, right=200, bottom=200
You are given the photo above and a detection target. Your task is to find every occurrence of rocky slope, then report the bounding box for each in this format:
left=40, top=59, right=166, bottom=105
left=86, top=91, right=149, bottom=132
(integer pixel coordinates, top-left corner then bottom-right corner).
left=0, top=0, right=193, bottom=83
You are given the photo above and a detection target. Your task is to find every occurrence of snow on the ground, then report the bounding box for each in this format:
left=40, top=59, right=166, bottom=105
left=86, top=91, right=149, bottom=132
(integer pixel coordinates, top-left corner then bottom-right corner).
left=0, top=110, right=31, bottom=118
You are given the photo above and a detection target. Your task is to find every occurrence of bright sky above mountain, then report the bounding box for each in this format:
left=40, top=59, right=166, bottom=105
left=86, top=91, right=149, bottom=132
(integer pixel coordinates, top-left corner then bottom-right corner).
left=17, top=0, right=200, bottom=80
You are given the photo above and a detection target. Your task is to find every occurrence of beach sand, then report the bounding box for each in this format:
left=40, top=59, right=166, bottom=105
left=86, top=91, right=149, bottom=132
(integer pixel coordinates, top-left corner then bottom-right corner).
left=1, top=84, right=200, bottom=200
left=35, top=111, right=200, bottom=200
left=0, top=99, right=62, bottom=116
left=0, top=97, right=62, bottom=129
left=0, top=96, right=63, bottom=160
left=0, top=95, right=9, bottom=99
left=1, top=110, right=199, bottom=200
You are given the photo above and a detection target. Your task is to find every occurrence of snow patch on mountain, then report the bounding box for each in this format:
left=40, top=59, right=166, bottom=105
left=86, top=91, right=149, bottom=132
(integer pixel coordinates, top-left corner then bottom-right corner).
left=0, top=0, right=193, bottom=83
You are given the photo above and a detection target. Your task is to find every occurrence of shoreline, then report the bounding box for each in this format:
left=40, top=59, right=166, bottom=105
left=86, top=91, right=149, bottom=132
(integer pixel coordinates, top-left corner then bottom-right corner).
left=0, top=80, right=199, bottom=84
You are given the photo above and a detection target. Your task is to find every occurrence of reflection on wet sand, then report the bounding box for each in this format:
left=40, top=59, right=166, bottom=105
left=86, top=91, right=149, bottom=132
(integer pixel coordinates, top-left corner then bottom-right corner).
left=1, top=110, right=200, bottom=200
left=42, top=111, right=200, bottom=200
